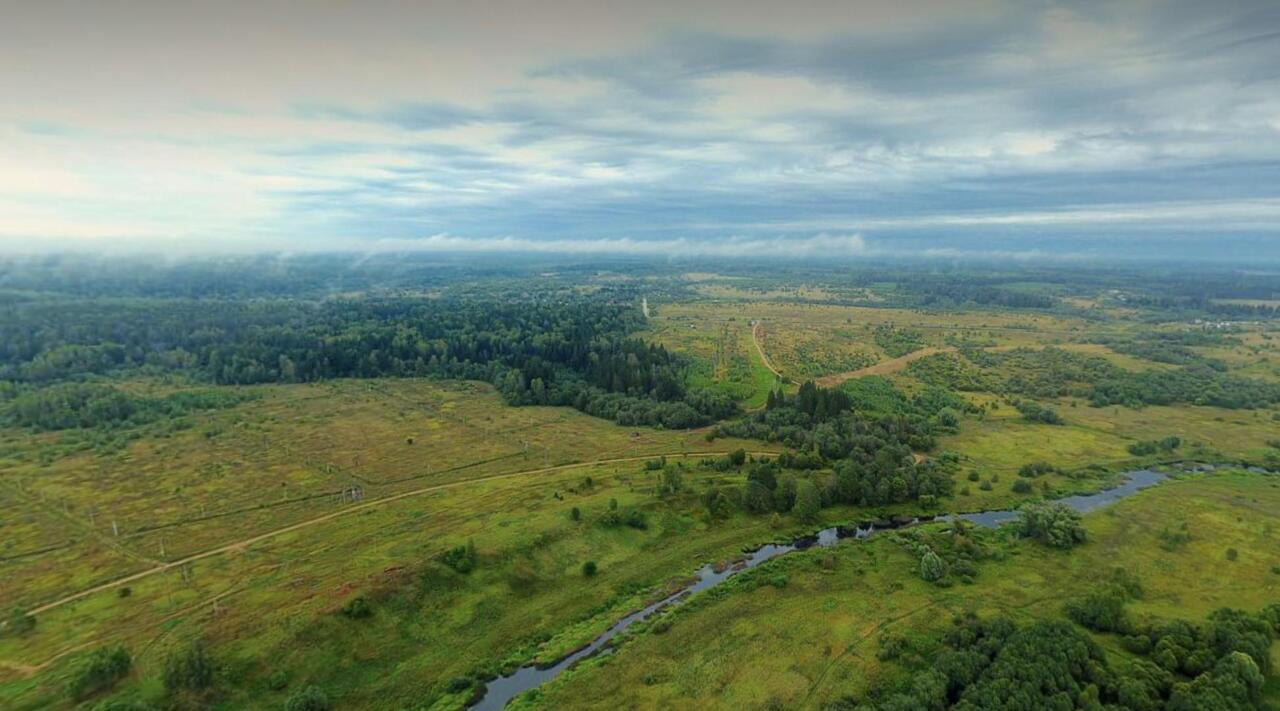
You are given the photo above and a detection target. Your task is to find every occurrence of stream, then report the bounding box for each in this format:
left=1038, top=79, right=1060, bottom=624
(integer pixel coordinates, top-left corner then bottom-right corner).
left=470, top=468, right=1169, bottom=710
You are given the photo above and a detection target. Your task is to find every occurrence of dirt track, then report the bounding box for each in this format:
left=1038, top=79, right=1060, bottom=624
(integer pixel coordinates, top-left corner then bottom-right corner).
left=750, top=321, right=782, bottom=377
left=815, top=346, right=955, bottom=387
left=27, top=450, right=781, bottom=618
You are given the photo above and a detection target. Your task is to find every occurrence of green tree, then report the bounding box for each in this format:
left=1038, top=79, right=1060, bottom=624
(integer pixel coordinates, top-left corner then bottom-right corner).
left=163, top=639, right=214, bottom=693
left=792, top=479, right=821, bottom=523
left=1016, top=502, right=1086, bottom=548
left=67, top=645, right=131, bottom=699
left=919, top=549, right=946, bottom=582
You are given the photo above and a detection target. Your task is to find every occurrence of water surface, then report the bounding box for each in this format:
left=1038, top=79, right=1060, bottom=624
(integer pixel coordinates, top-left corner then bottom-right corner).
left=471, top=468, right=1168, bottom=710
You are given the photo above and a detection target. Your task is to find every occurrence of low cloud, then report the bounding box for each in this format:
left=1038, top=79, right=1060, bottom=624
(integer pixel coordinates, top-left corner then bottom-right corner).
left=367, top=232, right=867, bottom=257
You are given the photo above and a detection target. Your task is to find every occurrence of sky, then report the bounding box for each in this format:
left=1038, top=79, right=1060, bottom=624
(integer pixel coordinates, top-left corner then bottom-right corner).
left=2, top=0, right=1279, bottom=260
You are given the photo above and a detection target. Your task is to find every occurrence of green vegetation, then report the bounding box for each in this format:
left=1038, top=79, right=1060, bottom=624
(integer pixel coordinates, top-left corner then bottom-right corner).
left=66, top=646, right=131, bottom=701
left=1015, top=502, right=1087, bottom=548
left=2, top=258, right=1279, bottom=710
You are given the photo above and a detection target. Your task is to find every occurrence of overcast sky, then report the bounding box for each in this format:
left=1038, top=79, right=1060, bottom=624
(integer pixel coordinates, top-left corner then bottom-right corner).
left=2, top=0, right=1278, bottom=259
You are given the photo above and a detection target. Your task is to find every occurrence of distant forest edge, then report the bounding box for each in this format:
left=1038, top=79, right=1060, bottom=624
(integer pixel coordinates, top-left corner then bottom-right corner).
left=3, top=255, right=1279, bottom=434
left=1, top=297, right=737, bottom=431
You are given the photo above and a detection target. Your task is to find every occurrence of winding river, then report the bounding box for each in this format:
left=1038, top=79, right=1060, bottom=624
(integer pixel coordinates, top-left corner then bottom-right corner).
left=471, top=468, right=1169, bottom=710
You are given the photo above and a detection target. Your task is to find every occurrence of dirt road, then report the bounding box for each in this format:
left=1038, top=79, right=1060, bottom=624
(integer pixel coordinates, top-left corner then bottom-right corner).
left=815, top=346, right=955, bottom=388
left=28, top=450, right=780, bottom=617
left=750, top=321, right=782, bottom=378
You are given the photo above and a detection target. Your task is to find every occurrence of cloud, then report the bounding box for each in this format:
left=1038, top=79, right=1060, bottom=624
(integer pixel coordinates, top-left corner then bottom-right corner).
left=366, top=232, right=867, bottom=257
left=2, top=1, right=1279, bottom=259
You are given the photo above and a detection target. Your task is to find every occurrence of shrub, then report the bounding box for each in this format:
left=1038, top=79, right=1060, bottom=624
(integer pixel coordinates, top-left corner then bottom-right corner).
left=285, top=685, right=332, bottom=711
left=1225, top=547, right=1238, bottom=561
left=117, top=587, right=131, bottom=599
left=569, top=507, right=581, bottom=522
left=5, top=607, right=35, bottom=637
left=1159, top=524, right=1192, bottom=551
left=919, top=549, right=947, bottom=582
left=581, top=561, right=598, bottom=577
left=441, top=540, right=477, bottom=573
left=267, top=670, right=289, bottom=690
left=967, top=470, right=980, bottom=482
left=1015, top=401, right=1062, bottom=424
left=339, top=596, right=372, bottom=619
left=978, top=481, right=993, bottom=491
left=1017, top=461, right=1055, bottom=478
left=1016, top=502, right=1086, bottom=548
left=67, top=645, right=132, bottom=699
left=877, top=634, right=908, bottom=661
left=1011, top=479, right=1033, bottom=494
left=163, top=640, right=214, bottom=693
left=446, top=676, right=473, bottom=693
left=1065, top=592, right=1130, bottom=633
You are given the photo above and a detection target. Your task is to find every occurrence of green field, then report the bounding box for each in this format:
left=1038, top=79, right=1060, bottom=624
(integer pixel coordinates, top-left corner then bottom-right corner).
left=2, top=261, right=1279, bottom=710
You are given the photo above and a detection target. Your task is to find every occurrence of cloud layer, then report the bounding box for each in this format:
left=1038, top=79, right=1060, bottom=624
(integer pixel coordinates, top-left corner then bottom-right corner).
left=2, top=0, right=1278, bottom=259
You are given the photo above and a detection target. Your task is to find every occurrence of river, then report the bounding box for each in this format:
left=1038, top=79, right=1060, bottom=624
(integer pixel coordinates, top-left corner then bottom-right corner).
left=470, top=468, right=1169, bottom=710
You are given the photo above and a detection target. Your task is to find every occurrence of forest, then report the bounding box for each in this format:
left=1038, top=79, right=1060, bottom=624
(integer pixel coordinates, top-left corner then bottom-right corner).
left=1, top=257, right=1278, bottom=711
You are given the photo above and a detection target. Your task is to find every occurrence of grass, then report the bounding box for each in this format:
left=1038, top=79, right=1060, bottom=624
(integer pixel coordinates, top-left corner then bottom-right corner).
left=525, top=470, right=1280, bottom=710
left=3, top=287, right=1277, bottom=709
left=0, top=379, right=782, bottom=709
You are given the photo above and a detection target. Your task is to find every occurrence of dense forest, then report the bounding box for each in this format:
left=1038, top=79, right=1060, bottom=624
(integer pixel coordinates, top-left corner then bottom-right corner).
left=0, top=295, right=734, bottom=430
left=841, top=599, right=1279, bottom=711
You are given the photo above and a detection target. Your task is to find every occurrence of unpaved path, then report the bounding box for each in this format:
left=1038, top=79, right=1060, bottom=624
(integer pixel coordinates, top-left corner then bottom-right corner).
left=27, top=450, right=780, bottom=618
left=815, top=346, right=955, bottom=388
left=750, top=321, right=782, bottom=378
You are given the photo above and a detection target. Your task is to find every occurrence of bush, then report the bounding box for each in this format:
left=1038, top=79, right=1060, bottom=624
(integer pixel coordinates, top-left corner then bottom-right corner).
left=285, top=685, right=332, bottom=711
left=967, top=470, right=980, bottom=482
left=1011, top=479, right=1033, bottom=494
left=877, top=634, right=908, bottom=661
left=581, top=561, right=598, bottom=577
left=1065, top=592, right=1130, bottom=633
left=446, top=676, right=473, bottom=693
left=267, top=670, right=289, bottom=690
left=67, top=645, right=131, bottom=699
left=1226, top=547, right=1238, bottom=561
left=1016, top=502, right=1086, bottom=548
left=5, top=607, right=35, bottom=637
left=1015, top=401, right=1062, bottom=424
left=163, top=640, right=214, bottom=693
left=339, top=596, right=372, bottom=619
left=919, top=549, right=947, bottom=582
left=1017, top=461, right=1055, bottom=478
left=569, top=506, right=580, bottom=521
left=1159, top=523, right=1192, bottom=550
left=441, top=540, right=477, bottom=573
left=601, top=507, right=648, bottom=530
left=978, top=480, right=993, bottom=491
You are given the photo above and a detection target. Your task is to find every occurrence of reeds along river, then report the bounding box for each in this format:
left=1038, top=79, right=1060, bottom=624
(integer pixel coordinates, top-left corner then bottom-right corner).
left=470, top=468, right=1171, bottom=711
